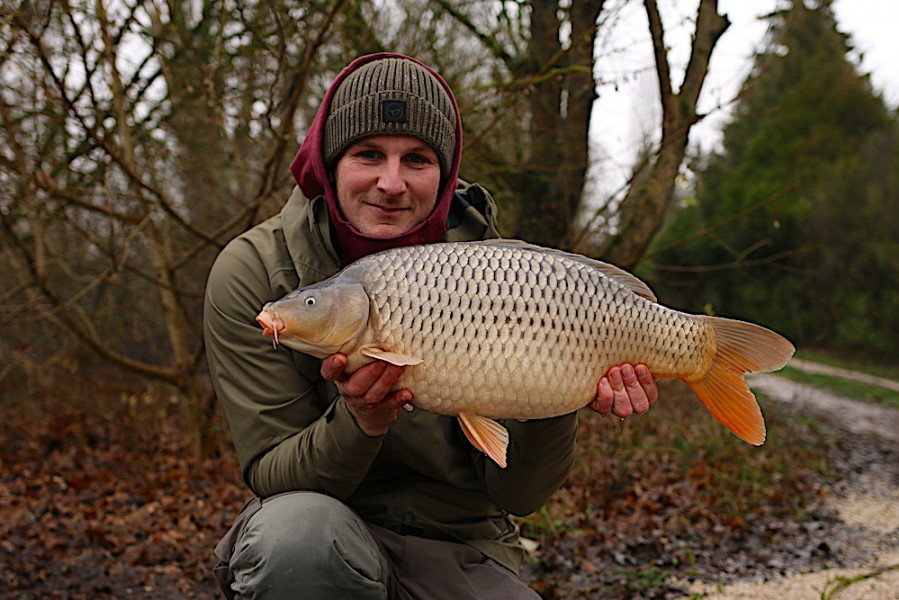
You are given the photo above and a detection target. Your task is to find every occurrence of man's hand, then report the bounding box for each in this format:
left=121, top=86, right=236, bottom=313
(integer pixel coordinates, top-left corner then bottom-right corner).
left=589, top=363, right=658, bottom=418
left=321, top=354, right=413, bottom=436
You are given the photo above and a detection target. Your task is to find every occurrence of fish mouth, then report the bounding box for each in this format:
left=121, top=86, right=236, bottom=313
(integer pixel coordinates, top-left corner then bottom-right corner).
left=256, top=305, right=284, bottom=347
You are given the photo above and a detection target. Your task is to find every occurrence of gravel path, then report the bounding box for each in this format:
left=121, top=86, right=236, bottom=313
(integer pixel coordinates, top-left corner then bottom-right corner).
left=683, top=362, right=899, bottom=599
left=750, top=372, right=899, bottom=445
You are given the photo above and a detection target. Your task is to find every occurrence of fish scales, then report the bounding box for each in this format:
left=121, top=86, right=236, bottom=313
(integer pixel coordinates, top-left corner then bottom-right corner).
left=332, top=242, right=707, bottom=419
left=257, top=240, right=795, bottom=467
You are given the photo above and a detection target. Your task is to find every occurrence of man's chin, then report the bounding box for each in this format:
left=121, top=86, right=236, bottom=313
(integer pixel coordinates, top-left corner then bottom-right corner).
left=357, top=222, right=415, bottom=239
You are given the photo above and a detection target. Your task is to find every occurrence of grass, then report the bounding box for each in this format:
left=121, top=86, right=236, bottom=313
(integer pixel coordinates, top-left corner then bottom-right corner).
left=819, top=563, right=899, bottom=599
left=779, top=364, right=899, bottom=409
left=795, top=348, right=899, bottom=381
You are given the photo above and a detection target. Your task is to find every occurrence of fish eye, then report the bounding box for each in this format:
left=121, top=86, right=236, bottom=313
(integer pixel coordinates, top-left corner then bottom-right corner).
left=304, top=296, right=316, bottom=306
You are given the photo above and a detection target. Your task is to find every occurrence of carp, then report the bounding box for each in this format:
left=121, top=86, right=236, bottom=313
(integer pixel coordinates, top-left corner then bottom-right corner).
left=256, top=240, right=794, bottom=468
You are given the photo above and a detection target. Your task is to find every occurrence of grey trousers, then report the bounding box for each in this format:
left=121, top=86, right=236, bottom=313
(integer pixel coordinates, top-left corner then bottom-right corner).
left=215, top=491, right=540, bottom=600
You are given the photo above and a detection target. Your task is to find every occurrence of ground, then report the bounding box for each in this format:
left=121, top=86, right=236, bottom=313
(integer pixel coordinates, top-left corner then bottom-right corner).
left=2, top=360, right=898, bottom=598
left=683, top=362, right=899, bottom=599
left=517, top=363, right=899, bottom=599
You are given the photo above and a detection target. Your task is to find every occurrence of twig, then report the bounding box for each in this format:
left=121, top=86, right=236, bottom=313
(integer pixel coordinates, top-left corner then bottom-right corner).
left=819, top=563, right=899, bottom=599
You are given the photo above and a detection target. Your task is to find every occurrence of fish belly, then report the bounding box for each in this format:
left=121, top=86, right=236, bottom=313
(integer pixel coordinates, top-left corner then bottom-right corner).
left=354, top=243, right=712, bottom=419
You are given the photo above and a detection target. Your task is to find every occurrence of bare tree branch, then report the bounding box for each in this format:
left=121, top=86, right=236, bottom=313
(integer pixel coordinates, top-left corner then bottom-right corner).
left=596, top=0, right=729, bottom=267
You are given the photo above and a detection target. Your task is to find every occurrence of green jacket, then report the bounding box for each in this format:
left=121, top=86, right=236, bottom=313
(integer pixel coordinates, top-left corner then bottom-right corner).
left=203, top=183, right=578, bottom=572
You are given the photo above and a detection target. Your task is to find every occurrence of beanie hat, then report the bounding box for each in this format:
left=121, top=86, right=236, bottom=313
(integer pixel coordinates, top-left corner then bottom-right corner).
left=323, top=57, right=456, bottom=176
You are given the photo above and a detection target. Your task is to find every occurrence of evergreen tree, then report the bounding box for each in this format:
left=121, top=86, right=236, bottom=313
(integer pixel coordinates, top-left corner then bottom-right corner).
left=650, top=0, right=899, bottom=360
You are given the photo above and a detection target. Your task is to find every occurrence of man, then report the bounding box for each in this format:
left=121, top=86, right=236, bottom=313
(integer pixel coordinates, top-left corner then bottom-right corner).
left=204, top=53, right=658, bottom=599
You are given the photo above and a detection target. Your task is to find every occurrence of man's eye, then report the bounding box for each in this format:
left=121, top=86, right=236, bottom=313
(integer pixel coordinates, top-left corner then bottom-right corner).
left=406, top=154, right=430, bottom=165
left=358, top=150, right=381, bottom=160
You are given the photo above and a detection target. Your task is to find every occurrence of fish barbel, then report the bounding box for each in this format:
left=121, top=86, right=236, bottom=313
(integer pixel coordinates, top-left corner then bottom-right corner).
left=256, top=240, right=794, bottom=468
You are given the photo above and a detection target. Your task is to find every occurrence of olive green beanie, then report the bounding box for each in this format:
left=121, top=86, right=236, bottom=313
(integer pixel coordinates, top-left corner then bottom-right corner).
left=324, top=57, right=456, bottom=175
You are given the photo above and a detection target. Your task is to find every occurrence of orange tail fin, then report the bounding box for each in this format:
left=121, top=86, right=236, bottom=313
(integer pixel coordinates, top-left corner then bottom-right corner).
left=686, top=317, right=795, bottom=445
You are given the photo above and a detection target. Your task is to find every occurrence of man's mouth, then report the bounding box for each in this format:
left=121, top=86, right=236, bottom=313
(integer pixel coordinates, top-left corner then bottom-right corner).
left=365, top=203, right=409, bottom=214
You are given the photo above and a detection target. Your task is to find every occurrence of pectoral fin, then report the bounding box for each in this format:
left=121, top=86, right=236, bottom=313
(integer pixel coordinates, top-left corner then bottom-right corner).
left=360, top=347, right=423, bottom=366
left=458, top=413, right=509, bottom=468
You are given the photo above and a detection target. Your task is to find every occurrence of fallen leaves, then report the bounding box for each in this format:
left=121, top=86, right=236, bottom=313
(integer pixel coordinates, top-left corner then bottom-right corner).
left=1, top=382, right=245, bottom=599
left=0, top=376, right=870, bottom=598
left=517, top=382, right=845, bottom=598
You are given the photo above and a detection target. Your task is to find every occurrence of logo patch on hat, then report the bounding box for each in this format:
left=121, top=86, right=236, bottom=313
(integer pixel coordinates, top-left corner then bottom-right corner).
left=382, top=100, right=407, bottom=124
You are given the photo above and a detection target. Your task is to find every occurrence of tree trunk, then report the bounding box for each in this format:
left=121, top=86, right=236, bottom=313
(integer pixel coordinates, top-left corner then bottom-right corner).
left=512, top=0, right=605, bottom=248
left=599, top=0, right=729, bottom=267
left=512, top=0, right=565, bottom=244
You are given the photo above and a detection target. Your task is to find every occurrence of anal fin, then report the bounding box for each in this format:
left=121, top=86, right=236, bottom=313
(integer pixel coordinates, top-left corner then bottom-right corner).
left=458, top=413, right=509, bottom=468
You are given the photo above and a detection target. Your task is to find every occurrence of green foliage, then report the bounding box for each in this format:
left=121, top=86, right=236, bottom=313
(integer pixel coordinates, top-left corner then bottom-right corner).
left=650, top=0, right=899, bottom=362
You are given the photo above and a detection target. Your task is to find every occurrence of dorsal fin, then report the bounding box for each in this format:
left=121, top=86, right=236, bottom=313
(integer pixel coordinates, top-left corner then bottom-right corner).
left=467, top=239, right=657, bottom=302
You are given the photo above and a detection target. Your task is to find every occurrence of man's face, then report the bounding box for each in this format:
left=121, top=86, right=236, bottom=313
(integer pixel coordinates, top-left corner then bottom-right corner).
left=334, top=134, right=442, bottom=238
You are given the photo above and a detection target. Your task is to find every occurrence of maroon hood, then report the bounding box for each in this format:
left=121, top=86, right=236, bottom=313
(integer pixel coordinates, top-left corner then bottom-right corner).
left=289, top=53, right=462, bottom=265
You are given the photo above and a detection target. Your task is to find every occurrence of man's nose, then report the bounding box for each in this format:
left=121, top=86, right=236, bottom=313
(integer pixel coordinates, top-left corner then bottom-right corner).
left=377, top=159, right=407, bottom=196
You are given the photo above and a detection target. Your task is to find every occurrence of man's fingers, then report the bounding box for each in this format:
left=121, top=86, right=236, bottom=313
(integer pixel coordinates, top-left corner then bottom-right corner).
left=592, top=377, right=614, bottom=416
left=635, top=364, right=659, bottom=405
left=620, top=364, right=650, bottom=415
left=340, top=361, right=386, bottom=398
left=320, top=354, right=348, bottom=381
left=608, top=366, right=634, bottom=419
left=361, top=364, right=405, bottom=401
left=324, top=356, right=412, bottom=436
left=338, top=361, right=405, bottom=402
left=384, top=388, right=414, bottom=409
left=591, top=363, right=659, bottom=419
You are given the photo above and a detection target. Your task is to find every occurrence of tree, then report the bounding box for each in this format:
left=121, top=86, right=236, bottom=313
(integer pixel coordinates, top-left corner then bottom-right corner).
left=596, top=0, right=729, bottom=267
left=431, top=0, right=728, bottom=256
left=1, top=0, right=732, bottom=449
left=0, top=0, right=353, bottom=451
left=649, top=0, right=899, bottom=359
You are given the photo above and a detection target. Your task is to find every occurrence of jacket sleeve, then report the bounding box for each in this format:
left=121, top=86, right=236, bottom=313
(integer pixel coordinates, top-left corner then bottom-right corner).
left=480, top=413, right=579, bottom=516
left=203, top=237, right=383, bottom=499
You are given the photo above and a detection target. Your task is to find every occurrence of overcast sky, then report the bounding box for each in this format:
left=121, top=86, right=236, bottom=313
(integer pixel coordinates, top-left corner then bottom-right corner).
left=589, top=0, right=899, bottom=192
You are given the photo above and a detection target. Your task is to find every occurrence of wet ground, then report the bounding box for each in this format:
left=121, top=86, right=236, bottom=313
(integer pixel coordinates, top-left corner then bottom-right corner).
left=685, top=362, right=899, bottom=599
